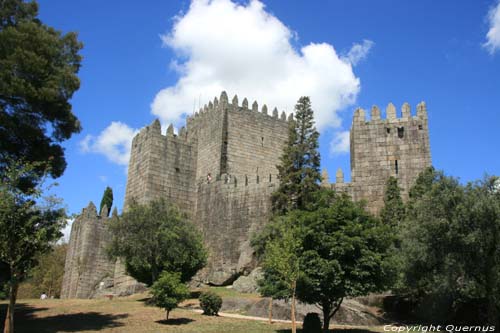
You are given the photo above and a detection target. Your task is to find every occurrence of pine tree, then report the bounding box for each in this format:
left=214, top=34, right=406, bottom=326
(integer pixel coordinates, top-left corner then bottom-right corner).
left=99, top=187, right=113, bottom=216
left=380, top=177, right=405, bottom=227
left=272, top=96, right=321, bottom=214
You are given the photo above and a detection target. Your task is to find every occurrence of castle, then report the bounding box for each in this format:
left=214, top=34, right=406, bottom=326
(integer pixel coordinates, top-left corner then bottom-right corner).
left=61, top=91, right=431, bottom=298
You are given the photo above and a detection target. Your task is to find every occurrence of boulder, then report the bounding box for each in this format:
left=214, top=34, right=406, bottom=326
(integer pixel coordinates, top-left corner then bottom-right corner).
left=232, top=268, right=263, bottom=293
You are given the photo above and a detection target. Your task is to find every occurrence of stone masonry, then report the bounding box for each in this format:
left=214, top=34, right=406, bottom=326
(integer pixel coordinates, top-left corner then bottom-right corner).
left=327, top=101, right=431, bottom=214
left=61, top=203, right=145, bottom=299
left=124, top=92, right=289, bottom=284
left=62, top=91, right=431, bottom=297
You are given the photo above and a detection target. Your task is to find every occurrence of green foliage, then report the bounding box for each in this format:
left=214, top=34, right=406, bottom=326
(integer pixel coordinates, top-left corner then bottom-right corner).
left=296, top=190, right=394, bottom=330
left=380, top=177, right=405, bottom=227
left=99, top=186, right=113, bottom=216
left=107, top=198, right=206, bottom=286
left=199, top=291, right=222, bottom=316
left=272, top=96, right=321, bottom=214
left=260, top=216, right=302, bottom=300
left=0, top=0, right=83, bottom=183
left=399, top=169, right=500, bottom=325
left=18, top=243, right=67, bottom=298
left=0, top=160, right=66, bottom=332
left=302, top=312, right=322, bottom=333
left=151, top=271, right=190, bottom=320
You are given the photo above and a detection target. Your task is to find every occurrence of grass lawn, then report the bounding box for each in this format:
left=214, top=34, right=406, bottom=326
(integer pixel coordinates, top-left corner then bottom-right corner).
left=0, top=293, right=386, bottom=333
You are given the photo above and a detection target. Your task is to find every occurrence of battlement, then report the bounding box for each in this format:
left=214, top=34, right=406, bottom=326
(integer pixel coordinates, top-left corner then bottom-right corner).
left=353, top=101, right=427, bottom=125
left=132, top=91, right=292, bottom=148
left=186, top=91, right=291, bottom=129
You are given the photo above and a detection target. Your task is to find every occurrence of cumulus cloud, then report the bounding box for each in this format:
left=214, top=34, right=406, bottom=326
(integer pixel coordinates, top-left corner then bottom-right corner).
left=330, top=131, right=350, bottom=155
left=484, top=0, right=500, bottom=54
left=152, top=0, right=368, bottom=130
left=79, top=122, right=138, bottom=166
left=343, top=40, right=374, bottom=65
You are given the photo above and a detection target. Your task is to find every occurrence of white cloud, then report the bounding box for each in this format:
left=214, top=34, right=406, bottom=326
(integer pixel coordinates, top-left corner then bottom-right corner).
left=343, top=40, right=374, bottom=66
left=484, top=0, right=500, bottom=54
left=330, top=131, right=350, bottom=155
left=59, top=218, right=73, bottom=244
left=79, top=122, right=138, bottom=166
left=152, top=0, right=368, bottom=130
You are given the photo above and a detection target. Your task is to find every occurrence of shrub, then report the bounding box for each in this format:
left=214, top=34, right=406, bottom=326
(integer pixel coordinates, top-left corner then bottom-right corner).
left=199, top=291, right=222, bottom=316
left=151, top=272, right=190, bottom=320
left=302, top=312, right=322, bottom=333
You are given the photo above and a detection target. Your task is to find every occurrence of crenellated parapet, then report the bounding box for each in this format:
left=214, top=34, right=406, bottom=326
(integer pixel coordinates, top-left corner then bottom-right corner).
left=353, top=101, right=428, bottom=126
left=185, top=91, right=291, bottom=132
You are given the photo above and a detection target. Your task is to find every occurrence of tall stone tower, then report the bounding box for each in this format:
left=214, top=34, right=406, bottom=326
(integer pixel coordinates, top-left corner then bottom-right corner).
left=331, top=101, right=431, bottom=213
left=124, top=91, right=290, bottom=284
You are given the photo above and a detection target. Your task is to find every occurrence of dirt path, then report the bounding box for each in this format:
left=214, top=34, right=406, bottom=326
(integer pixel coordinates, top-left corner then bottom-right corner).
left=189, top=308, right=302, bottom=324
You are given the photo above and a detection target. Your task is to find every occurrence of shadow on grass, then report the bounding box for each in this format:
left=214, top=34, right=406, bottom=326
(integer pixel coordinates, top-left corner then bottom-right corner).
left=277, top=329, right=379, bottom=333
left=155, top=318, right=194, bottom=325
left=0, top=303, right=128, bottom=333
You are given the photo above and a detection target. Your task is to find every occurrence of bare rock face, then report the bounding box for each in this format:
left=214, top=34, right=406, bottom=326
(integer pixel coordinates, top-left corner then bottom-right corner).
left=233, top=268, right=263, bottom=293
left=218, top=297, right=384, bottom=326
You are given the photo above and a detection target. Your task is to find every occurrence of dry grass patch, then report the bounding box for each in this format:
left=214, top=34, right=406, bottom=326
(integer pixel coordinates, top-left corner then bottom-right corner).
left=1, top=293, right=386, bottom=332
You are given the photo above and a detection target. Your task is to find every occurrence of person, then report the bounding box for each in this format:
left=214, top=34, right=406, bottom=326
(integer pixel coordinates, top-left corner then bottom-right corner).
left=40, top=292, right=48, bottom=300
left=207, top=173, right=212, bottom=183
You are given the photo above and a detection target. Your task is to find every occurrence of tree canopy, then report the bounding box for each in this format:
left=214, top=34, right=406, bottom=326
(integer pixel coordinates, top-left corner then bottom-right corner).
left=0, top=0, right=83, bottom=182
left=272, top=96, right=321, bottom=214
left=296, top=190, right=393, bottom=331
left=107, top=198, right=206, bottom=286
left=18, top=243, right=67, bottom=299
left=380, top=176, right=405, bottom=228
left=99, top=186, right=113, bottom=216
left=399, top=168, right=500, bottom=325
left=0, top=160, right=66, bottom=333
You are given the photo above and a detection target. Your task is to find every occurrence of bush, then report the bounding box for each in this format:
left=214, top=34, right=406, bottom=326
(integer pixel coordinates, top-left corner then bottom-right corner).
left=151, top=272, right=190, bottom=320
left=199, top=291, right=222, bottom=316
left=302, top=312, right=322, bottom=333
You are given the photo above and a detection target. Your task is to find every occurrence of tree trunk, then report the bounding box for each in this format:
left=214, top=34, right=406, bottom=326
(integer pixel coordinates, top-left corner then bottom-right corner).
left=322, top=304, right=331, bottom=333
left=291, top=281, right=296, bottom=333
left=166, top=310, right=170, bottom=320
left=3, top=280, right=18, bottom=333
left=268, top=297, right=273, bottom=324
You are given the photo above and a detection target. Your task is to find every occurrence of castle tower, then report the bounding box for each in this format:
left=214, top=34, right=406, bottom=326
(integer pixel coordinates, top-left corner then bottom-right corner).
left=348, top=102, right=431, bottom=213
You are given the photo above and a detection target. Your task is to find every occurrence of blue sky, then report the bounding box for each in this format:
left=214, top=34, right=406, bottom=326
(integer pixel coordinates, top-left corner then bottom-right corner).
left=37, top=0, right=500, bottom=220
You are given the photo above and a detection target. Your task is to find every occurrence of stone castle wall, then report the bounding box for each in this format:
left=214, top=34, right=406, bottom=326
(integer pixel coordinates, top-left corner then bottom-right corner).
left=63, top=92, right=432, bottom=297
left=329, top=101, right=431, bottom=214
left=194, top=177, right=279, bottom=285
left=123, top=92, right=289, bottom=283
left=61, top=203, right=145, bottom=299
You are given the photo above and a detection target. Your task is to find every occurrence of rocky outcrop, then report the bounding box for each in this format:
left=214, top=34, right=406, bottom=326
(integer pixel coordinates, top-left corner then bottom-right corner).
left=232, top=268, right=263, bottom=293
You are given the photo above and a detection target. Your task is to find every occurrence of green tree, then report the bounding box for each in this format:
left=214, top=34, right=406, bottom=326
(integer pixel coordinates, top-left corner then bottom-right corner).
left=151, top=271, right=190, bottom=320
left=260, top=217, right=302, bottom=333
left=272, top=96, right=321, bottom=214
left=297, top=190, right=393, bottom=332
left=399, top=169, right=500, bottom=325
left=380, top=176, right=405, bottom=227
left=99, top=186, right=113, bottom=216
left=0, top=160, right=65, bottom=333
left=0, top=0, right=83, bottom=183
left=18, top=243, right=67, bottom=298
left=107, top=198, right=206, bottom=286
